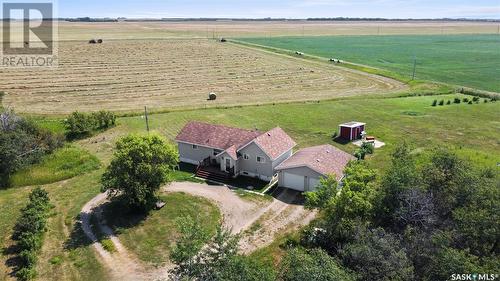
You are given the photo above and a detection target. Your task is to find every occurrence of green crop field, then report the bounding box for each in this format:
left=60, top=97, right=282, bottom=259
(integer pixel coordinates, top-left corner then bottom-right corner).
left=239, top=34, right=500, bottom=92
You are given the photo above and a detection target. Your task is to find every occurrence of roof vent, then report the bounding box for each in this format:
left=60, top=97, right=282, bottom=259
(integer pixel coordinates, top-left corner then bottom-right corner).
left=326, top=150, right=330, bottom=153
left=267, top=132, right=271, bottom=136
left=316, top=159, right=320, bottom=162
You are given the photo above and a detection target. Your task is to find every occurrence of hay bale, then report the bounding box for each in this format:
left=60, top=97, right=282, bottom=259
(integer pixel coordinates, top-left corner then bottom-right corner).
left=97, top=39, right=103, bottom=43
left=208, top=92, right=217, bottom=100
left=88, top=39, right=97, bottom=44
left=219, top=38, right=227, bottom=42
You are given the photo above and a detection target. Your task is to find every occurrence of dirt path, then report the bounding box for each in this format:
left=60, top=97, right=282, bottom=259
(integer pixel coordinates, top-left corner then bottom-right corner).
left=164, top=182, right=316, bottom=253
left=80, top=182, right=315, bottom=280
left=79, top=192, right=170, bottom=281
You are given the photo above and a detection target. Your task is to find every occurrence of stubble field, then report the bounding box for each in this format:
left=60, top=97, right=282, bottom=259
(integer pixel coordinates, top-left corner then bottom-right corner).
left=0, top=39, right=406, bottom=114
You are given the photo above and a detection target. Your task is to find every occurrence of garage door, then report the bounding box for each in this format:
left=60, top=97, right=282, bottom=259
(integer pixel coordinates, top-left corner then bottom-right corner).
left=283, top=172, right=305, bottom=191
left=308, top=178, right=320, bottom=191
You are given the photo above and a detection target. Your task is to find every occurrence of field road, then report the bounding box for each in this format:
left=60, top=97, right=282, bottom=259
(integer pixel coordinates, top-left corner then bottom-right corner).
left=79, top=182, right=315, bottom=281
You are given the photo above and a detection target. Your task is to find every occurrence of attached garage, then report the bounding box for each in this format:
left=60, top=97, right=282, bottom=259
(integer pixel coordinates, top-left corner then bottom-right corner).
left=275, top=144, right=356, bottom=192
left=282, top=172, right=306, bottom=191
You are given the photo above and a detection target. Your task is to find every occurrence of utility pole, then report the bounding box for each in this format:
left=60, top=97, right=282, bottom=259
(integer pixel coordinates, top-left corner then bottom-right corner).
left=144, top=106, right=150, bottom=132
left=411, top=55, right=417, bottom=80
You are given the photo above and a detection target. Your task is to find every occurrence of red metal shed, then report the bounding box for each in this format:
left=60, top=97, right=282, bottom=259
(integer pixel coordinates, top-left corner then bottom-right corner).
left=339, top=121, right=366, bottom=141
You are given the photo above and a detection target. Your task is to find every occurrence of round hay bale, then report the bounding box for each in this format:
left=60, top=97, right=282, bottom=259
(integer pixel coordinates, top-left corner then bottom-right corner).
left=97, top=39, right=103, bottom=43
left=88, top=39, right=97, bottom=44
left=208, top=92, right=217, bottom=100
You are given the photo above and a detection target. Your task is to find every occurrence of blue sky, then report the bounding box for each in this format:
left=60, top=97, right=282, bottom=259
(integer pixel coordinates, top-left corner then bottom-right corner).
left=6, top=0, right=500, bottom=19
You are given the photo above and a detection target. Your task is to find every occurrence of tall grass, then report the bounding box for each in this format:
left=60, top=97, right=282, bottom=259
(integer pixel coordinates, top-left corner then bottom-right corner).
left=10, top=145, right=100, bottom=187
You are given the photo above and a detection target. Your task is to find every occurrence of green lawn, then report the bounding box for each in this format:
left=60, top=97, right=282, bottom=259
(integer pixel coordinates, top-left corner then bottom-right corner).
left=10, top=145, right=101, bottom=188
left=0, top=170, right=109, bottom=281
left=238, top=34, right=500, bottom=92
left=103, top=94, right=499, bottom=171
left=102, top=192, right=221, bottom=266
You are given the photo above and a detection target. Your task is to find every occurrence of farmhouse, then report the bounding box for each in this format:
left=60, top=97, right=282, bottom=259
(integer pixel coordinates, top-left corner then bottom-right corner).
left=176, top=121, right=356, bottom=191
left=339, top=121, right=365, bottom=141
left=275, top=144, right=355, bottom=192
left=175, top=121, right=296, bottom=181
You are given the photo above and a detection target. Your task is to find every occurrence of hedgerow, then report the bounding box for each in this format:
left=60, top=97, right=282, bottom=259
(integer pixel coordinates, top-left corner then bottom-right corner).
left=12, top=188, right=51, bottom=281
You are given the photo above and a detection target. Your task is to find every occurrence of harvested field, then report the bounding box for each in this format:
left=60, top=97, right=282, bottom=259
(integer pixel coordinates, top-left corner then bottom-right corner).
left=6, top=21, right=498, bottom=41
left=0, top=39, right=406, bottom=114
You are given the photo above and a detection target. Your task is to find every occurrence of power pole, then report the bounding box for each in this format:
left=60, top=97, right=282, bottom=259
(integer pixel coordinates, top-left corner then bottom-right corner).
left=144, top=106, right=150, bottom=132
left=411, top=55, right=417, bottom=80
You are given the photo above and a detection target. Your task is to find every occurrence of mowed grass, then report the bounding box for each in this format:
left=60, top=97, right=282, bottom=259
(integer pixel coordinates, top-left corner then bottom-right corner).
left=0, top=39, right=405, bottom=115
left=79, top=94, right=500, bottom=171
left=10, top=145, right=100, bottom=188
left=103, top=192, right=221, bottom=266
left=0, top=170, right=109, bottom=281
left=240, top=34, right=500, bottom=92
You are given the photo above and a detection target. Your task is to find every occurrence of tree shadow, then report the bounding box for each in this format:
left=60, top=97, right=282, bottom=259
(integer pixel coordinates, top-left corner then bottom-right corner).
left=2, top=243, right=22, bottom=278
left=64, top=213, right=95, bottom=251
left=98, top=200, right=148, bottom=236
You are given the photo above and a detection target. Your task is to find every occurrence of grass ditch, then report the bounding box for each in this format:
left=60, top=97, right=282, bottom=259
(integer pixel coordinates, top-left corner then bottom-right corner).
left=10, top=145, right=101, bottom=188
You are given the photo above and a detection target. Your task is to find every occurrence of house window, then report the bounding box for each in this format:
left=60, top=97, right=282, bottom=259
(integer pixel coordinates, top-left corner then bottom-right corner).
left=256, top=156, right=265, bottom=163
left=192, top=144, right=198, bottom=149
left=243, top=154, right=250, bottom=160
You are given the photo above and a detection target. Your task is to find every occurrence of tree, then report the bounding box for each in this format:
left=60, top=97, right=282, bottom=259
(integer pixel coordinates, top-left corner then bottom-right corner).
left=340, top=227, right=414, bottom=281
left=279, top=247, right=354, bottom=281
left=101, top=133, right=178, bottom=211
left=394, top=188, right=436, bottom=229
left=63, top=111, right=94, bottom=139
left=0, top=110, right=63, bottom=188
left=376, top=143, right=421, bottom=227
left=304, top=175, right=338, bottom=209
left=170, top=221, right=275, bottom=281
left=422, top=149, right=476, bottom=219
left=313, top=162, right=377, bottom=253
left=170, top=215, right=211, bottom=277
left=452, top=177, right=499, bottom=256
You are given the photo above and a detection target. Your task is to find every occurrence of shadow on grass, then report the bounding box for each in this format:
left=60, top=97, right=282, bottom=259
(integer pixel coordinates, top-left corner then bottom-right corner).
left=333, top=137, right=350, bottom=145
left=99, top=200, right=148, bottom=236
left=2, top=244, right=21, bottom=278
left=64, top=214, right=95, bottom=251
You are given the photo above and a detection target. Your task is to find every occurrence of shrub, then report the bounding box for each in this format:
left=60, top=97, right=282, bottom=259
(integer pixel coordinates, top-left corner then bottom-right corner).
left=64, top=110, right=116, bottom=139
left=468, top=101, right=473, bottom=104
left=463, top=98, right=469, bottom=103
left=484, top=99, right=488, bottom=103
left=361, top=142, right=374, bottom=154
left=16, top=267, right=36, bottom=281
left=0, top=110, right=63, bottom=188
left=431, top=100, right=437, bottom=106
left=472, top=96, right=479, bottom=102
left=446, top=100, right=451, bottom=105
left=64, top=111, right=94, bottom=139
left=438, top=100, right=444, bottom=106
left=91, top=110, right=116, bottom=129
left=453, top=98, right=461, bottom=104
left=12, top=188, right=51, bottom=280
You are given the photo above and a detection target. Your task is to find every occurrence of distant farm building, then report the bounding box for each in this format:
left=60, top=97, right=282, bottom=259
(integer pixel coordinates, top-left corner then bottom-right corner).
left=339, top=121, right=365, bottom=141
